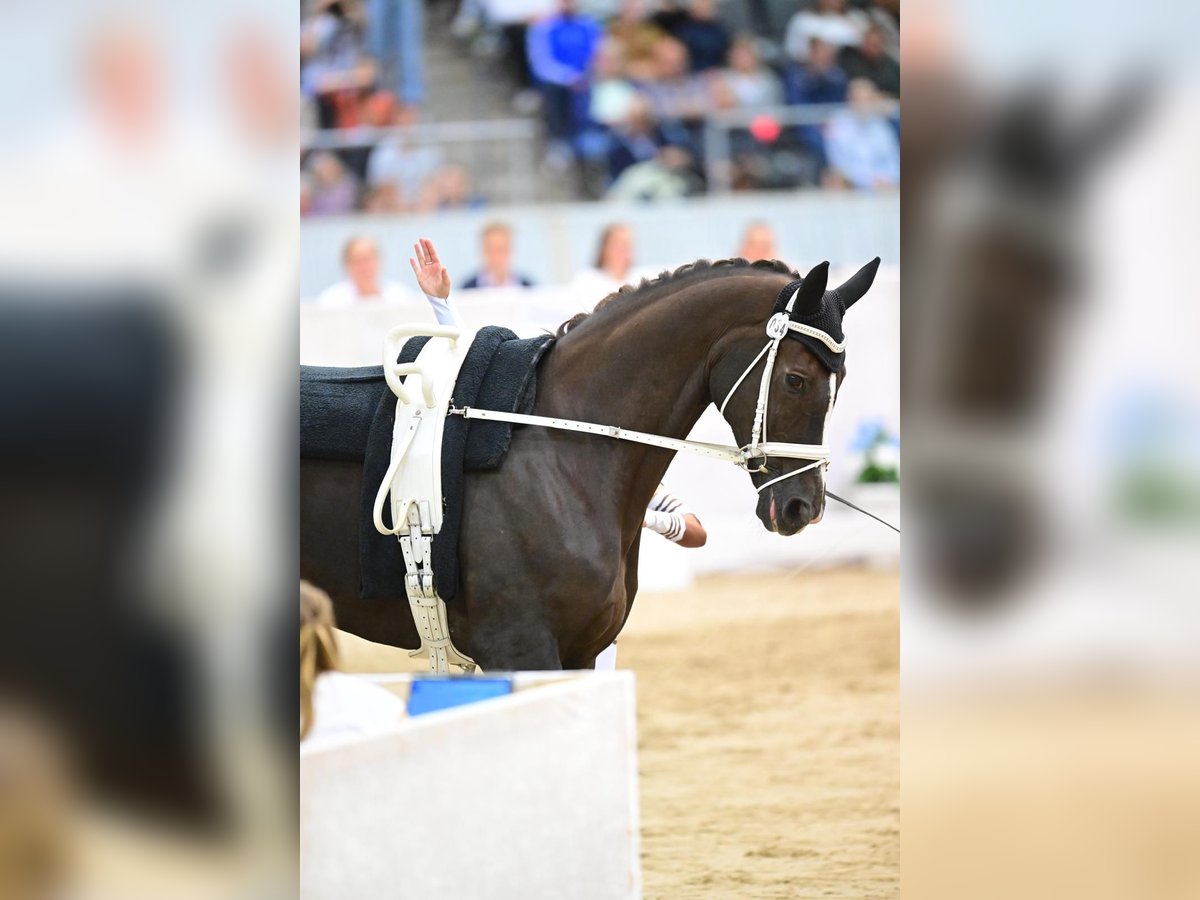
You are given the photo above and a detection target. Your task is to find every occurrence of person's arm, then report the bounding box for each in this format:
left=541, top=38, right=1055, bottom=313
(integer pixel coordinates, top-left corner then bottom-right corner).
left=409, top=237, right=461, bottom=327
left=526, top=18, right=580, bottom=86
left=644, top=489, right=708, bottom=548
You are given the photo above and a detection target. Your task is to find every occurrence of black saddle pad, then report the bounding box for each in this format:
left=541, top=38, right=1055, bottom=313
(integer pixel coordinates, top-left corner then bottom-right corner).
left=300, top=366, right=387, bottom=462
left=300, top=326, right=554, bottom=604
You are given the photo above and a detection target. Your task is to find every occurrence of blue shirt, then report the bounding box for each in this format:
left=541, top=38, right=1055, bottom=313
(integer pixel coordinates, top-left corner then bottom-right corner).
left=825, top=111, right=900, bottom=189
left=527, top=14, right=603, bottom=86
left=785, top=65, right=848, bottom=105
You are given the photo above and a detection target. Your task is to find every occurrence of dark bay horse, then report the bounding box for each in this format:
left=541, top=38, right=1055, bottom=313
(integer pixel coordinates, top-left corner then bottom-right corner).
left=301, top=257, right=879, bottom=670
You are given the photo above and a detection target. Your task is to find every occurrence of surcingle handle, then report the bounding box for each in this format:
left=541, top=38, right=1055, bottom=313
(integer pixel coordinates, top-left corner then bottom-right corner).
left=381, top=323, right=461, bottom=406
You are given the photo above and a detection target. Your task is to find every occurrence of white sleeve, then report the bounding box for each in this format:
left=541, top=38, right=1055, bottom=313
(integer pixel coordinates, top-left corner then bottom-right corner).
left=424, top=292, right=461, bottom=328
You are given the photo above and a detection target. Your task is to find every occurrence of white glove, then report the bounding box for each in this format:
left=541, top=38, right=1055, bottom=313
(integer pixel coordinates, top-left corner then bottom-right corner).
left=644, top=510, right=686, bottom=542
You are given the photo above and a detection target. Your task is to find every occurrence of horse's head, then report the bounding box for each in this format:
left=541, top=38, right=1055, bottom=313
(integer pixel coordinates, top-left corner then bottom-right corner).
left=714, top=258, right=880, bottom=535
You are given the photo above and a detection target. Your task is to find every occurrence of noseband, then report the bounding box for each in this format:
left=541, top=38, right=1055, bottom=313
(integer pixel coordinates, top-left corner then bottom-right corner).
left=717, top=286, right=840, bottom=493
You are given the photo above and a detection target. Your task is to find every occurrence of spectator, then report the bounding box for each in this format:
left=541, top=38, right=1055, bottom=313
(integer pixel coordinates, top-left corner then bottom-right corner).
left=649, top=0, right=691, bottom=39
left=839, top=24, right=899, bottom=98
left=594, top=222, right=637, bottom=284
left=641, top=37, right=708, bottom=121
left=607, top=144, right=702, bottom=201
left=569, top=222, right=656, bottom=300
left=461, top=221, right=536, bottom=289
left=862, top=0, right=900, bottom=55
left=825, top=78, right=900, bottom=190
left=427, top=164, right=486, bottom=211
left=785, top=38, right=848, bottom=105
left=714, top=36, right=784, bottom=110
left=784, top=38, right=847, bottom=171
left=300, top=0, right=378, bottom=129
left=784, top=0, right=864, bottom=64
left=607, top=95, right=665, bottom=182
left=335, top=88, right=397, bottom=184
left=673, top=0, right=731, bottom=73
left=315, top=235, right=414, bottom=307
left=364, top=102, right=443, bottom=212
left=526, top=0, right=604, bottom=165
left=306, top=151, right=360, bottom=215
left=737, top=221, right=778, bottom=261
left=300, top=581, right=406, bottom=748
left=607, top=0, right=663, bottom=82
left=588, top=39, right=638, bottom=128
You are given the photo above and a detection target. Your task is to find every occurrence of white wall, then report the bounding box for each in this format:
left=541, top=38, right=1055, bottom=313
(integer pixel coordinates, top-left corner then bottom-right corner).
left=300, top=673, right=641, bottom=900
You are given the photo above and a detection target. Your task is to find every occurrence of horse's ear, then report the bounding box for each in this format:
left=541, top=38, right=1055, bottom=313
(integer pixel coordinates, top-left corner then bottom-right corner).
left=789, top=261, right=829, bottom=319
left=834, top=257, right=881, bottom=311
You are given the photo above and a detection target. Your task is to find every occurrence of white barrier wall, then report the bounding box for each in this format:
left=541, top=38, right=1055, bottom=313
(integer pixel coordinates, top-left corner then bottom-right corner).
left=299, top=267, right=900, bottom=580
left=300, top=673, right=641, bottom=900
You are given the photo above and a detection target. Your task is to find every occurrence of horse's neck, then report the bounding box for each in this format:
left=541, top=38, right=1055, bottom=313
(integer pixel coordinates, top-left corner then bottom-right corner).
left=537, top=276, right=769, bottom=524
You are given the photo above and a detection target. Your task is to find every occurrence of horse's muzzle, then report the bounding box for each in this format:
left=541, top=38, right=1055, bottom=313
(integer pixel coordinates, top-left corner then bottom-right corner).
left=759, top=485, right=824, bottom=536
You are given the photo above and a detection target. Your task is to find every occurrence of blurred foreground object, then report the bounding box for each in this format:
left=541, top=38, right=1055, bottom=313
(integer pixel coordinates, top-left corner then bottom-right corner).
left=0, top=4, right=296, bottom=897
left=903, top=1, right=1200, bottom=898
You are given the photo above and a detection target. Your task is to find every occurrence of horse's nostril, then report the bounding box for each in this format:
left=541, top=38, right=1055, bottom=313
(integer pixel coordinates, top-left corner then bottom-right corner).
left=784, top=498, right=809, bottom=523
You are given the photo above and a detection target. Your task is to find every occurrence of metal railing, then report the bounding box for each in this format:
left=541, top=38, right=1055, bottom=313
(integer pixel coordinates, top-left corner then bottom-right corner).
left=302, top=118, right=541, bottom=206
left=302, top=100, right=899, bottom=205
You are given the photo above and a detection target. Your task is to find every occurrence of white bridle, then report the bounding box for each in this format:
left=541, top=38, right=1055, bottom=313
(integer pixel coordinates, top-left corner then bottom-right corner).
left=717, top=288, right=839, bottom=493
left=445, top=288, right=841, bottom=493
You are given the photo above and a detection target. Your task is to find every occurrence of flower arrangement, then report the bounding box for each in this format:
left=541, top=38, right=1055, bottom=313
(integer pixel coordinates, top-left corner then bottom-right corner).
left=849, top=419, right=900, bottom=484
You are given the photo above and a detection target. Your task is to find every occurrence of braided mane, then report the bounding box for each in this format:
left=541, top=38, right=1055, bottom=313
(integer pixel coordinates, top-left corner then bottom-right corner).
left=555, top=257, right=800, bottom=338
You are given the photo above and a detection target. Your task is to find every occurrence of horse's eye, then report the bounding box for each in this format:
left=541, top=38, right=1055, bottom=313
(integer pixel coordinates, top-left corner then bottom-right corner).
left=785, top=373, right=805, bottom=390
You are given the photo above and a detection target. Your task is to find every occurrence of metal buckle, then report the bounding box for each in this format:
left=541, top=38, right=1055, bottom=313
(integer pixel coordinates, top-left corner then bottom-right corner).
left=742, top=447, right=769, bottom=472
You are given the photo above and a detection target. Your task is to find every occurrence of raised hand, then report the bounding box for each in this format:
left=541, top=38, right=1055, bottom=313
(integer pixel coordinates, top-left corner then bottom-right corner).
left=409, top=237, right=451, bottom=300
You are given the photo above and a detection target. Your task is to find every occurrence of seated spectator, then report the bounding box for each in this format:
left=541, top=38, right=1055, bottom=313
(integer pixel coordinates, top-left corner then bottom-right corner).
left=714, top=36, right=784, bottom=110
left=300, top=0, right=378, bottom=130
left=363, top=102, right=443, bottom=212
left=839, top=24, right=899, bottom=98
left=674, top=0, right=731, bottom=73
left=305, top=151, right=360, bottom=215
left=315, top=235, right=415, bottom=307
left=426, top=164, right=487, bottom=212
left=641, top=38, right=708, bottom=121
left=784, top=0, right=864, bottom=64
left=607, top=144, right=702, bottom=201
left=862, top=0, right=900, bottom=55
left=785, top=38, right=848, bottom=105
left=784, top=39, right=847, bottom=170
left=300, top=581, right=406, bottom=748
left=526, top=0, right=603, bottom=165
left=461, top=221, right=535, bottom=289
left=606, top=96, right=666, bottom=183
left=607, top=0, right=663, bottom=82
left=824, top=78, right=900, bottom=190
left=649, top=0, right=691, bottom=39
left=570, top=222, right=653, bottom=300
left=737, top=221, right=779, bottom=261
left=589, top=39, right=638, bottom=128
